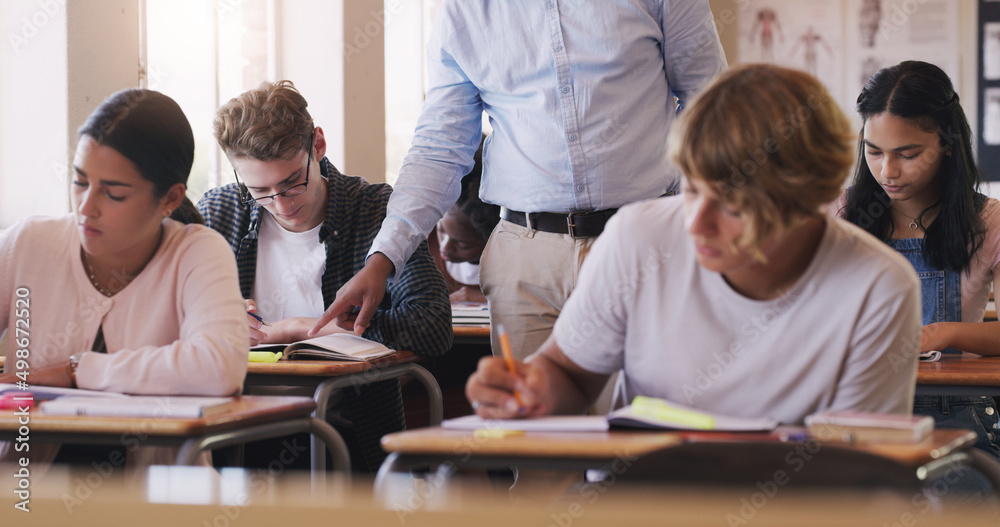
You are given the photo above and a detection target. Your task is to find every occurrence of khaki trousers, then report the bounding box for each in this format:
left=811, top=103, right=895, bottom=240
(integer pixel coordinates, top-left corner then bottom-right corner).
left=479, top=218, right=595, bottom=360
left=480, top=218, right=620, bottom=415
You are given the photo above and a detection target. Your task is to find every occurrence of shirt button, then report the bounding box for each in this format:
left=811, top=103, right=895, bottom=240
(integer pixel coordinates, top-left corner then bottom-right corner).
left=576, top=185, right=584, bottom=192
left=987, top=407, right=996, bottom=416
left=568, top=133, right=577, bottom=141
left=546, top=1, right=554, bottom=8
left=554, top=44, right=563, bottom=52
left=561, top=85, right=571, bottom=94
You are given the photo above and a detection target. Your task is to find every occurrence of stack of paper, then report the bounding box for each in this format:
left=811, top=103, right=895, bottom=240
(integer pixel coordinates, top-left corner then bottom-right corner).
left=452, top=302, right=490, bottom=325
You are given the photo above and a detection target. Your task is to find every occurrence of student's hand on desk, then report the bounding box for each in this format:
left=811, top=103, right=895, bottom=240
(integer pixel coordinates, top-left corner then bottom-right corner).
left=309, top=252, right=394, bottom=337
left=921, top=323, right=954, bottom=353
left=245, top=299, right=267, bottom=347
left=466, top=356, right=548, bottom=419
left=0, top=359, right=74, bottom=388
left=260, top=317, right=349, bottom=343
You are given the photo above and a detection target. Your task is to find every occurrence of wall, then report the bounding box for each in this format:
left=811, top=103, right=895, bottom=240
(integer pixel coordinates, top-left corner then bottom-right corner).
left=0, top=0, right=139, bottom=227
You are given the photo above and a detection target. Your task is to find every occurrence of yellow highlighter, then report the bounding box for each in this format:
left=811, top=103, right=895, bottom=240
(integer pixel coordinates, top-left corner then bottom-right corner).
left=630, top=396, right=715, bottom=430
left=248, top=351, right=282, bottom=363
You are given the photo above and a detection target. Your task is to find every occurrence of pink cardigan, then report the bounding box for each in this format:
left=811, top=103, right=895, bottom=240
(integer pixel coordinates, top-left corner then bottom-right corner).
left=0, top=214, right=248, bottom=395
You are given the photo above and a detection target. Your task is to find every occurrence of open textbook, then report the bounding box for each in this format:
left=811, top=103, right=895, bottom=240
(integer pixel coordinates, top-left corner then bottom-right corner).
left=443, top=396, right=778, bottom=432
left=251, top=333, right=395, bottom=361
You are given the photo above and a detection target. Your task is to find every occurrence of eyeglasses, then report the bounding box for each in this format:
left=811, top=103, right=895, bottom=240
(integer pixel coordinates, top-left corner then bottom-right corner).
left=234, top=130, right=315, bottom=206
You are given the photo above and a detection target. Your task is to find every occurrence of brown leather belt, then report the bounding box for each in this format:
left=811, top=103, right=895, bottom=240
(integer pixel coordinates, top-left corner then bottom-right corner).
left=501, top=208, right=618, bottom=238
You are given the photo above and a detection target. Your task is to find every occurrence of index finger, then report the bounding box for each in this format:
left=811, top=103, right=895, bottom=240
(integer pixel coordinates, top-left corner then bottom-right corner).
left=309, top=296, right=355, bottom=336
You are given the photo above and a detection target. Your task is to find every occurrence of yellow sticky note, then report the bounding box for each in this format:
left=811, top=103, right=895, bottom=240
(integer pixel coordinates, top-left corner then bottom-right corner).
left=249, top=351, right=282, bottom=363
left=473, top=429, right=526, bottom=439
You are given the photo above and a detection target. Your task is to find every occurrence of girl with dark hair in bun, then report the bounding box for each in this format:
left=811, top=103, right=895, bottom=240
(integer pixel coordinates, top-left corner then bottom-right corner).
left=0, top=89, right=248, bottom=468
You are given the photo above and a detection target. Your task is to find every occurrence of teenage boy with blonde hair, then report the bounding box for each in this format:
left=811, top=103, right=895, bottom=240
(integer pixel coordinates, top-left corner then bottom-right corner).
left=198, top=80, right=452, bottom=471
left=467, top=64, right=921, bottom=424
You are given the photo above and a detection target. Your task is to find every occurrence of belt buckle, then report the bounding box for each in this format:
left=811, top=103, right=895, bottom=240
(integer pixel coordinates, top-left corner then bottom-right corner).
left=566, top=211, right=588, bottom=239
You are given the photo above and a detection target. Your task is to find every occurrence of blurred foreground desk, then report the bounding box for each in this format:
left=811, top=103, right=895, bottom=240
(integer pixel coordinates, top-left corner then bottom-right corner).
left=7, top=465, right=1000, bottom=526
left=245, top=351, right=442, bottom=471
left=0, top=395, right=346, bottom=488
left=917, top=353, right=1000, bottom=396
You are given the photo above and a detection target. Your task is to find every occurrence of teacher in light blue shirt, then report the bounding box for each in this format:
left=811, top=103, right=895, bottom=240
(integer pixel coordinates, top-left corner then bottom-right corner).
left=314, top=0, right=727, bottom=360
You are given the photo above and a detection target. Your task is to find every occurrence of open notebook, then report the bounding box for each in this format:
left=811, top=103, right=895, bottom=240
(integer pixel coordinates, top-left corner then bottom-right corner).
left=443, top=397, right=778, bottom=432
left=39, top=395, right=236, bottom=419
left=251, top=333, right=395, bottom=361
left=0, top=384, right=233, bottom=419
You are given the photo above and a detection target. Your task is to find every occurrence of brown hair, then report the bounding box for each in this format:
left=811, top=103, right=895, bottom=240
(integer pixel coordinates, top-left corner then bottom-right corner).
left=213, top=80, right=314, bottom=161
left=668, top=63, right=854, bottom=255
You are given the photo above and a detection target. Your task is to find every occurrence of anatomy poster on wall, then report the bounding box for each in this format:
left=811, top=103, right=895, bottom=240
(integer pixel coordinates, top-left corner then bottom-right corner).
left=738, top=1, right=845, bottom=105
left=844, top=0, right=960, bottom=113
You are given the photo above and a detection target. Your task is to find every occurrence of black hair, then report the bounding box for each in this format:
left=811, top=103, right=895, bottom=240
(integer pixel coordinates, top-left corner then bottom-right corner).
left=78, top=88, right=203, bottom=225
left=843, top=60, right=985, bottom=271
left=453, top=137, right=499, bottom=242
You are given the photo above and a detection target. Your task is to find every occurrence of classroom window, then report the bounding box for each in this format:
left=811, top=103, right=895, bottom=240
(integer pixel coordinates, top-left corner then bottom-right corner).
left=144, top=0, right=276, bottom=202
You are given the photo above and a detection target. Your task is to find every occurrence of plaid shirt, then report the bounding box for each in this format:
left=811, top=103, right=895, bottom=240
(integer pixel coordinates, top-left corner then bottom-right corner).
left=198, top=158, right=452, bottom=470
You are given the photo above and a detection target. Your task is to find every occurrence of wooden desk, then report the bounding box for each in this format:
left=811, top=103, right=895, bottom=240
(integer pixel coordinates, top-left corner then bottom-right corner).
left=0, top=395, right=347, bottom=487
left=917, top=353, right=1000, bottom=396
left=453, top=324, right=490, bottom=346
left=245, top=351, right=442, bottom=472
left=374, top=427, right=994, bottom=500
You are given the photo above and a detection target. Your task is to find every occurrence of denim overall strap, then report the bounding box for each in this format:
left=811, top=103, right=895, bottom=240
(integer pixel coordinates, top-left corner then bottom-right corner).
left=889, top=238, right=1000, bottom=462
left=886, top=238, right=961, bottom=341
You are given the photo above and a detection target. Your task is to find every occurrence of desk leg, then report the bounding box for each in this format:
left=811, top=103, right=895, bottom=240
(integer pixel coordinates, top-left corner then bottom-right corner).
left=175, top=418, right=351, bottom=492
left=400, top=363, right=443, bottom=426
left=968, top=448, right=1000, bottom=499
left=919, top=449, right=1000, bottom=503
left=309, top=363, right=444, bottom=472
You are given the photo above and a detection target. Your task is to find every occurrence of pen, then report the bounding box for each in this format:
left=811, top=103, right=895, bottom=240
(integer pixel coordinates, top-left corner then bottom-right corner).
left=247, top=311, right=271, bottom=327
left=497, top=324, right=525, bottom=412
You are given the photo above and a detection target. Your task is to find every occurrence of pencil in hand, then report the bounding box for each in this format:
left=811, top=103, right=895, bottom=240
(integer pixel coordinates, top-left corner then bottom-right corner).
left=497, top=324, right=525, bottom=412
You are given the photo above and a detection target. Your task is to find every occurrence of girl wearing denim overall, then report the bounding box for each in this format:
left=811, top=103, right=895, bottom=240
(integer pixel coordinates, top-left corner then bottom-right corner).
left=841, top=62, right=1000, bottom=478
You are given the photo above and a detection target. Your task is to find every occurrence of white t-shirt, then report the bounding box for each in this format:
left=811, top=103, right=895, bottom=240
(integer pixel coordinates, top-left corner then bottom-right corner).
left=553, top=197, right=922, bottom=425
left=252, top=212, right=326, bottom=321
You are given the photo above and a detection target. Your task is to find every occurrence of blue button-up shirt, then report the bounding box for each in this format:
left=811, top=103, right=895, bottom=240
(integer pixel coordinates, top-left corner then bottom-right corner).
left=373, top=0, right=727, bottom=277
